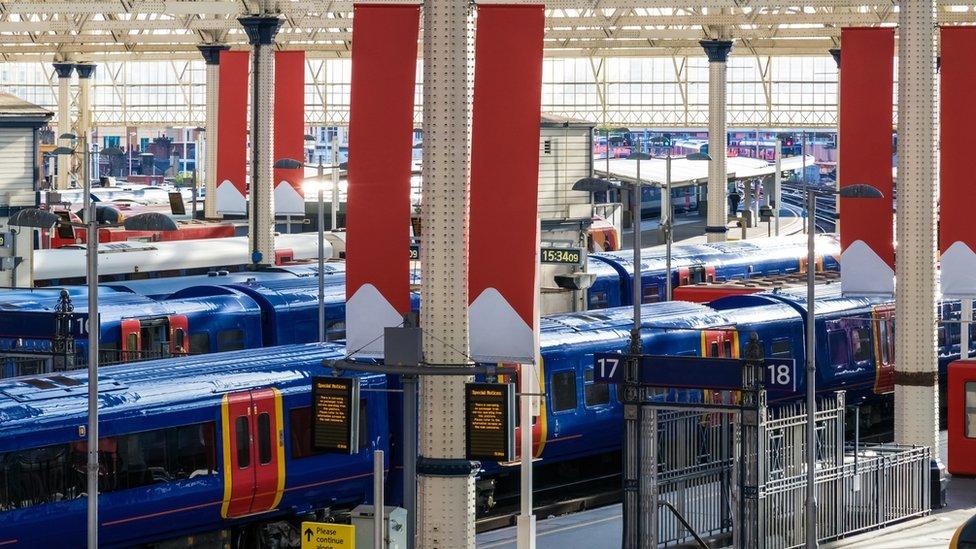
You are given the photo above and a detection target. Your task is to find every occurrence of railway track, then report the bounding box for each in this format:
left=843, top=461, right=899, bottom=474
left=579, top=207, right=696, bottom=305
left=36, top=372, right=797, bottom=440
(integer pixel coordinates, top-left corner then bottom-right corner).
left=780, top=182, right=837, bottom=233
left=476, top=472, right=621, bottom=532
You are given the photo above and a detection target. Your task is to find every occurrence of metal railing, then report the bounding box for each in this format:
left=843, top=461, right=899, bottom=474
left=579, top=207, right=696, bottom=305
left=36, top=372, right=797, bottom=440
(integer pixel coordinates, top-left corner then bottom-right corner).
left=760, top=444, right=930, bottom=548
left=651, top=393, right=931, bottom=548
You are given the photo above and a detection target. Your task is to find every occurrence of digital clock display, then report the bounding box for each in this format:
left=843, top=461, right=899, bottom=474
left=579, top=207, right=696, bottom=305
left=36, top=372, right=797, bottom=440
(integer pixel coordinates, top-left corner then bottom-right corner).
left=540, top=247, right=582, bottom=265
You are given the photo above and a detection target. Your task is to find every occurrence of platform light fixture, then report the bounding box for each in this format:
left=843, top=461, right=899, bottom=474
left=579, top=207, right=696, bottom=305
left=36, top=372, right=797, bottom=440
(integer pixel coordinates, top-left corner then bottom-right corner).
left=801, top=181, right=883, bottom=548
left=8, top=206, right=178, bottom=548
left=274, top=157, right=348, bottom=344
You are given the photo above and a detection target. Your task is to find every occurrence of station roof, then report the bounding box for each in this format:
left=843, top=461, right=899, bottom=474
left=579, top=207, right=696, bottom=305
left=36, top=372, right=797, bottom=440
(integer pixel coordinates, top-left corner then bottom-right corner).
left=2, top=2, right=974, bottom=61
left=596, top=154, right=816, bottom=188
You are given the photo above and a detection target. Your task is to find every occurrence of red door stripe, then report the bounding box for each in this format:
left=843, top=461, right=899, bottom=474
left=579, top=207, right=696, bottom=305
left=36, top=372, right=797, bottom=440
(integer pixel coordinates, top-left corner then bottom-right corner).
left=468, top=4, right=545, bottom=363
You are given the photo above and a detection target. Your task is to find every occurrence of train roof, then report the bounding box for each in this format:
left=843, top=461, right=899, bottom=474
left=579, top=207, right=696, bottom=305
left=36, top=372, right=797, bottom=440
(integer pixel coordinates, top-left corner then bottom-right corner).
left=33, top=233, right=331, bottom=281
left=0, top=343, right=378, bottom=445
left=103, top=263, right=346, bottom=299
left=709, top=283, right=889, bottom=318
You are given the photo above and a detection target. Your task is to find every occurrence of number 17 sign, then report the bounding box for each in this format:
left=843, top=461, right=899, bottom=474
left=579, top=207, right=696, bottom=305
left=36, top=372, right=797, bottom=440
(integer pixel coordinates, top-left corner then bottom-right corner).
left=594, top=352, right=625, bottom=384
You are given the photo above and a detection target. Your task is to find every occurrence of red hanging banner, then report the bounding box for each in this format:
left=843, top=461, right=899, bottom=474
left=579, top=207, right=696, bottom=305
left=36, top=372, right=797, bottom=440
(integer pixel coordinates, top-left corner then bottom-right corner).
left=940, top=27, right=976, bottom=297
left=215, top=50, right=249, bottom=215
left=468, top=5, right=545, bottom=363
left=839, top=27, right=894, bottom=295
left=345, top=4, right=419, bottom=357
left=274, top=50, right=306, bottom=216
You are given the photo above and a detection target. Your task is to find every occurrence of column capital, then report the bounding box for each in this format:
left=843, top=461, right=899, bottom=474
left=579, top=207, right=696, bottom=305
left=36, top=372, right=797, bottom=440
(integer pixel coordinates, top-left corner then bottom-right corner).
left=238, top=16, right=283, bottom=46
left=700, top=39, right=733, bottom=63
left=828, top=48, right=841, bottom=69
left=75, top=63, right=96, bottom=79
left=198, top=44, right=231, bottom=65
left=52, top=63, right=75, bottom=79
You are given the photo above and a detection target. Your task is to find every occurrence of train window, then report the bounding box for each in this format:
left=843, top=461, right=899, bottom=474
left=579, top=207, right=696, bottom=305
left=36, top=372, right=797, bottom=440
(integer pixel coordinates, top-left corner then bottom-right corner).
left=551, top=371, right=578, bottom=412
left=722, top=340, right=733, bottom=358
left=589, top=291, right=609, bottom=310
left=770, top=339, right=792, bottom=358
left=850, top=328, right=873, bottom=363
left=235, top=417, right=250, bottom=468
left=173, top=329, right=186, bottom=354
left=126, top=333, right=138, bottom=353
left=827, top=330, right=849, bottom=367
left=326, top=321, right=346, bottom=342
left=583, top=368, right=610, bottom=407
left=642, top=285, right=660, bottom=304
left=189, top=332, right=210, bottom=354
left=709, top=342, right=719, bottom=357
left=217, top=329, right=245, bottom=352
left=0, top=423, right=217, bottom=510
left=966, top=382, right=976, bottom=439
left=257, top=413, right=272, bottom=465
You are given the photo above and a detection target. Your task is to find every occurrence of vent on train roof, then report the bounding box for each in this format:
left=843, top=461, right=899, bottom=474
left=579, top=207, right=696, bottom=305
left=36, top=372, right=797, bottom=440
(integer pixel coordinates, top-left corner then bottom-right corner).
left=3, top=375, right=127, bottom=402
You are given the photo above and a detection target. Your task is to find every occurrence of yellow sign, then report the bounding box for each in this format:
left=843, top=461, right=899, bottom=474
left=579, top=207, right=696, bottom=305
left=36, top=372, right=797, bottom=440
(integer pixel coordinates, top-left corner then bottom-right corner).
left=301, top=522, right=355, bottom=549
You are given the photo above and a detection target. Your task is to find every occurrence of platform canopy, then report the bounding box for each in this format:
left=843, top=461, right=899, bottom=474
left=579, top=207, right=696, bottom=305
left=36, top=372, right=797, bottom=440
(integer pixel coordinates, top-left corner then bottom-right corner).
left=1, top=0, right=975, bottom=60
left=597, top=154, right=816, bottom=188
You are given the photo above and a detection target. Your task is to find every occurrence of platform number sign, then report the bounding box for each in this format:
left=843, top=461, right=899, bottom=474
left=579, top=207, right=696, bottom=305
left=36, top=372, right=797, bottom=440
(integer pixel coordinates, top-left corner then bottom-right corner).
left=409, top=244, right=420, bottom=260
left=763, top=358, right=797, bottom=393
left=594, top=353, right=625, bottom=384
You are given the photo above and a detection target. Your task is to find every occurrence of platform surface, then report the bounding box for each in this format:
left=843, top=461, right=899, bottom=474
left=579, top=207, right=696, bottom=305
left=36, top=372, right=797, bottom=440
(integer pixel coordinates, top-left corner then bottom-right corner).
left=477, top=433, right=976, bottom=548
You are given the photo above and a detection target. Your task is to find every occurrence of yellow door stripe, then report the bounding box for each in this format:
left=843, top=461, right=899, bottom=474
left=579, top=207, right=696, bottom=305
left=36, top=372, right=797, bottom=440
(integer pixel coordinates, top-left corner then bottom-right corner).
left=534, top=358, right=548, bottom=458
left=219, top=394, right=233, bottom=519
left=271, top=387, right=286, bottom=510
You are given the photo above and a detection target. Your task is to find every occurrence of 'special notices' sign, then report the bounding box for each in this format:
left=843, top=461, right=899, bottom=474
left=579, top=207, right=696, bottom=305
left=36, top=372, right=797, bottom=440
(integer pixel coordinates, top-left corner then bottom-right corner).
left=465, top=382, right=516, bottom=462
left=312, top=376, right=360, bottom=454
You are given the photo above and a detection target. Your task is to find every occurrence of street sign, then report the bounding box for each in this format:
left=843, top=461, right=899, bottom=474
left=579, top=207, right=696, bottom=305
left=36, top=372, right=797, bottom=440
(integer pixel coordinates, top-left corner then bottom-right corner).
left=312, top=376, right=360, bottom=454
left=464, top=382, right=515, bottom=461
left=540, top=247, right=583, bottom=265
left=301, top=521, right=355, bottom=549
left=594, top=352, right=626, bottom=384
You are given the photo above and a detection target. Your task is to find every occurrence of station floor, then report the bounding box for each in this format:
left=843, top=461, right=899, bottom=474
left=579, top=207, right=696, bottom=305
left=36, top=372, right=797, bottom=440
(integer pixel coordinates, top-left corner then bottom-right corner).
left=476, top=433, right=976, bottom=549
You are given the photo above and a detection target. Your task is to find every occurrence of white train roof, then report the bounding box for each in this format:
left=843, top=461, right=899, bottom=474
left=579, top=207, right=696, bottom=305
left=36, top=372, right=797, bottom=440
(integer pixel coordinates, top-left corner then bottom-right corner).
left=33, top=233, right=331, bottom=281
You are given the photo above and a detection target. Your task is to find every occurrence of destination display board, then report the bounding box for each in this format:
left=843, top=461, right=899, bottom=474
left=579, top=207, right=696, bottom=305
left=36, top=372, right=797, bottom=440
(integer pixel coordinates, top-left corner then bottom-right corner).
left=540, top=247, right=583, bottom=265
left=312, top=376, right=360, bottom=454
left=465, top=382, right=516, bottom=462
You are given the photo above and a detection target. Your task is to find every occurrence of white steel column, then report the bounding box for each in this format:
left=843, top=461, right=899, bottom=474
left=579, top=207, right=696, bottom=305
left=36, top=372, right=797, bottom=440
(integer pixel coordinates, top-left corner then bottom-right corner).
left=239, top=15, right=282, bottom=267
left=701, top=40, right=733, bottom=243
left=894, top=0, right=940, bottom=454
left=417, top=0, right=477, bottom=546
left=198, top=44, right=228, bottom=220
left=76, top=64, right=95, bottom=188
left=53, top=62, right=74, bottom=190
left=829, top=48, right=841, bottom=233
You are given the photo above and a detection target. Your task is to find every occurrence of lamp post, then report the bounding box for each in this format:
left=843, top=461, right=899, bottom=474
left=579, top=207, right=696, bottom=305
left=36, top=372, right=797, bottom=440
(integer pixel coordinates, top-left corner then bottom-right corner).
left=802, top=182, right=883, bottom=548
left=274, top=157, right=347, bottom=342
left=8, top=208, right=178, bottom=549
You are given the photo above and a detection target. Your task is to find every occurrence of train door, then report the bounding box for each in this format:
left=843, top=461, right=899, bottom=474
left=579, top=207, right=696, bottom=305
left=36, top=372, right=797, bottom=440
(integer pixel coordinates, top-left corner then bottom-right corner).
left=501, top=363, right=546, bottom=461
left=221, top=388, right=285, bottom=518
left=675, top=266, right=716, bottom=291
left=799, top=255, right=824, bottom=274
left=701, top=329, right=740, bottom=403
left=120, top=319, right=141, bottom=362
left=872, top=305, right=895, bottom=394
left=169, top=314, right=188, bottom=355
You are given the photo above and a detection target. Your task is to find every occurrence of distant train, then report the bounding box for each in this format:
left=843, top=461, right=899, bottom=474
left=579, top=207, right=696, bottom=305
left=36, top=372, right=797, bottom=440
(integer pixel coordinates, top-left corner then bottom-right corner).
left=0, top=236, right=839, bottom=378
left=0, top=283, right=961, bottom=546
left=729, top=138, right=803, bottom=161
left=32, top=233, right=340, bottom=286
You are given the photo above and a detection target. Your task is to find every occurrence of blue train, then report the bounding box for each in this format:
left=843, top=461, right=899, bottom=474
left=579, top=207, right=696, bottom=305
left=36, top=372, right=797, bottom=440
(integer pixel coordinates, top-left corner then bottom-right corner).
left=0, top=236, right=838, bottom=379
left=0, top=283, right=960, bottom=546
